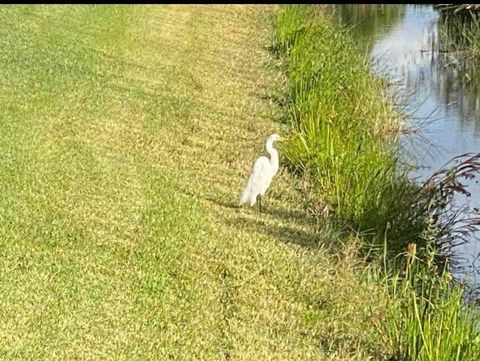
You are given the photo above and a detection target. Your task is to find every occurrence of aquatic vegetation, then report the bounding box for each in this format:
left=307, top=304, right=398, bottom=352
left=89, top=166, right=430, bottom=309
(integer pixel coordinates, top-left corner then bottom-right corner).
left=378, top=243, right=480, bottom=361
left=274, top=5, right=424, bottom=253
left=274, top=5, right=480, bottom=360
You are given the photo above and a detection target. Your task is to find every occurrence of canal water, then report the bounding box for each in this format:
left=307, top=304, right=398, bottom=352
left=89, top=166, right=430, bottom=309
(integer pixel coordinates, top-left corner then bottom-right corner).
left=337, top=4, right=480, bottom=293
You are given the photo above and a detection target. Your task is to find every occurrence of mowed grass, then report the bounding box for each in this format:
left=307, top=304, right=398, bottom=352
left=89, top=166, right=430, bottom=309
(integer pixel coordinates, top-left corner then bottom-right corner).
left=0, top=5, right=387, bottom=360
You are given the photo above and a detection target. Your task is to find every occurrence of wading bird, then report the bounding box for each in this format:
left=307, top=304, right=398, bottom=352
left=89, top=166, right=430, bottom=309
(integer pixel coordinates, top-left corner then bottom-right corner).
left=239, top=133, right=283, bottom=212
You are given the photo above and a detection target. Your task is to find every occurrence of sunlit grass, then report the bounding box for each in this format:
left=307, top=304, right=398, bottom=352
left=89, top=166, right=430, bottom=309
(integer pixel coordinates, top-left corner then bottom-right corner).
left=4, top=4, right=477, bottom=360
left=0, top=4, right=390, bottom=360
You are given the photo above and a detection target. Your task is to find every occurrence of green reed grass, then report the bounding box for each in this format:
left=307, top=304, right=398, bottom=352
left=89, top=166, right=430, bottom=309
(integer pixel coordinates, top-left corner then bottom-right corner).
left=439, top=10, right=480, bottom=58
left=378, top=242, right=480, bottom=361
left=274, top=5, right=480, bottom=360
left=274, top=5, right=426, bottom=252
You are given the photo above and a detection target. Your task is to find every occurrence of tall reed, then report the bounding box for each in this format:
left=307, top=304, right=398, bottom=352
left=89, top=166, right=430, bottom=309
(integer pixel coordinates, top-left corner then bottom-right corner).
left=439, top=9, right=480, bottom=58
left=274, top=6, right=480, bottom=359
left=275, top=5, right=424, bottom=252
left=378, top=242, right=480, bottom=361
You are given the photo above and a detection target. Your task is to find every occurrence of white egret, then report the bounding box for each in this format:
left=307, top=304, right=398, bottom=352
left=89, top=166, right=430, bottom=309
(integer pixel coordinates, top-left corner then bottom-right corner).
left=239, top=133, right=283, bottom=212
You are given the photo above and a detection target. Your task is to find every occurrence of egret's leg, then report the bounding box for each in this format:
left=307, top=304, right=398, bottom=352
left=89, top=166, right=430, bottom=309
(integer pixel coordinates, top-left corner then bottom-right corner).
left=258, top=194, right=262, bottom=213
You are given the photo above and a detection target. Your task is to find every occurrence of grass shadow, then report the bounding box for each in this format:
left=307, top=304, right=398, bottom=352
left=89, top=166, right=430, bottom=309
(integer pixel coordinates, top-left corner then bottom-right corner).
left=230, top=200, right=342, bottom=250
left=261, top=204, right=317, bottom=226
left=178, top=181, right=339, bottom=251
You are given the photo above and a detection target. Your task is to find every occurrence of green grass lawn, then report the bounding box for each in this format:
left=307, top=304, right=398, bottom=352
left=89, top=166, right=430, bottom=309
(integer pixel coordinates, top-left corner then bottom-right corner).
left=0, top=5, right=386, bottom=359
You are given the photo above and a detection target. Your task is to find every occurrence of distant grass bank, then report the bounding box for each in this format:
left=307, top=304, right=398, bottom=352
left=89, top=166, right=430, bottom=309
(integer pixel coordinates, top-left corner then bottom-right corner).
left=273, top=4, right=480, bottom=360
left=439, top=8, right=480, bottom=58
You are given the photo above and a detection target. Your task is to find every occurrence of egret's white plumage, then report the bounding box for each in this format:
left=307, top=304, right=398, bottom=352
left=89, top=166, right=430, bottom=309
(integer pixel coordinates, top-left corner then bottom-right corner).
left=240, top=134, right=283, bottom=211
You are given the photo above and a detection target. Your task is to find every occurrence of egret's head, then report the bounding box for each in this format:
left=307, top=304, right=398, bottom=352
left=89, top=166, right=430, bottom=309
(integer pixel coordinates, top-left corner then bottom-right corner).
left=268, top=133, right=284, bottom=142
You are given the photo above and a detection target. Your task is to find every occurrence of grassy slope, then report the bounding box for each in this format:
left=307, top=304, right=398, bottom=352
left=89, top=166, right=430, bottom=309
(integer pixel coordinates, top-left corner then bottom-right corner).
left=0, top=5, right=385, bottom=360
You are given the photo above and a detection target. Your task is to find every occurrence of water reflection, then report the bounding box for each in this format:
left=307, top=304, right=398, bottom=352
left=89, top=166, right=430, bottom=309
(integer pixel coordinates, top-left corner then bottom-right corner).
left=336, top=5, right=480, bottom=148
left=334, top=4, right=406, bottom=47
left=336, top=4, right=480, bottom=291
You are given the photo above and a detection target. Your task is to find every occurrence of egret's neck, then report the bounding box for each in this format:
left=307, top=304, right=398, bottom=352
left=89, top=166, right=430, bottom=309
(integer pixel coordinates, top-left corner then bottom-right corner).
left=266, top=140, right=279, bottom=175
